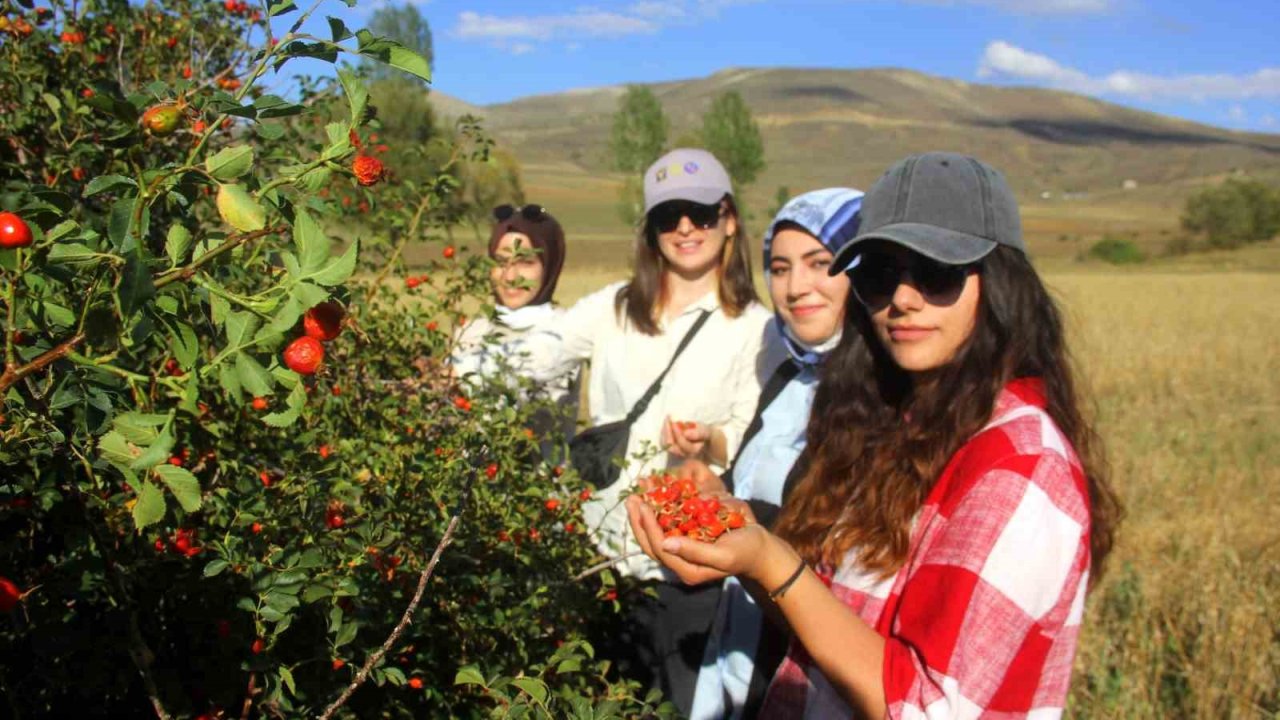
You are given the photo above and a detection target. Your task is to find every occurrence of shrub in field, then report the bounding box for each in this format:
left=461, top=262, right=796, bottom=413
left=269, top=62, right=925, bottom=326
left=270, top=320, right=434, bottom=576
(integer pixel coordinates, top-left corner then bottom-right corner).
left=1181, top=177, right=1280, bottom=250
left=1087, top=235, right=1146, bottom=265
left=0, top=1, right=670, bottom=717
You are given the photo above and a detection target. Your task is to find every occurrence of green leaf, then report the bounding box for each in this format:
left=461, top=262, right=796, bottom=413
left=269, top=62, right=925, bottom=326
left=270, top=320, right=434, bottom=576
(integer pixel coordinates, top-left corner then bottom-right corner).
left=381, top=667, right=406, bottom=686
left=327, top=16, right=353, bottom=42
left=153, top=464, right=202, bottom=512
left=165, top=224, right=193, bottom=267
left=279, top=667, right=297, bottom=697
left=309, top=239, right=357, bottom=286
left=113, top=412, right=168, bottom=445
left=454, top=666, right=487, bottom=688
left=45, top=219, right=80, bottom=243
left=45, top=243, right=100, bottom=266
left=291, top=281, right=329, bottom=309
left=219, top=362, right=243, bottom=400
left=99, top=431, right=140, bottom=467
left=206, top=145, right=255, bottom=181
left=511, top=677, right=548, bottom=704
left=333, top=619, right=358, bottom=649
left=120, top=252, right=156, bottom=317
left=169, top=322, right=199, bottom=368
left=215, top=184, right=266, bottom=232
left=132, top=481, right=167, bottom=530
left=267, top=0, right=296, bottom=16
left=235, top=352, right=274, bottom=396
left=355, top=32, right=432, bottom=82
left=84, top=174, right=137, bottom=198
left=36, top=301, right=77, bottom=328
left=262, top=381, right=306, bottom=427
left=337, top=68, right=367, bottom=128
left=129, top=426, right=175, bottom=471
left=292, top=208, right=329, bottom=272
left=253, top=95, right=303, bottom=119
left=225, top=311, right=262, bottom=348
left=203, top=559, right=230, bottom=578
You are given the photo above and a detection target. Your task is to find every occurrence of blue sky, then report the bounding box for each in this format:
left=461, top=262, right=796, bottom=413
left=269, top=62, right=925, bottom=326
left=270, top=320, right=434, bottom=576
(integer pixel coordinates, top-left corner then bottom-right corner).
left=283, top=0, right=1279, bottom=133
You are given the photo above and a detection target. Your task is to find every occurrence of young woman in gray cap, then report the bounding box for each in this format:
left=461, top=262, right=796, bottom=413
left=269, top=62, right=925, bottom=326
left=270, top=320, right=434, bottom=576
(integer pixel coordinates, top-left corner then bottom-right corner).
left=451, top=204, right=579, bottom=456
left=498, top=148, right=773, bottom=713
left=628, top=153, right=1122, bottom=719
left=684, top=187, right=864, bottom=720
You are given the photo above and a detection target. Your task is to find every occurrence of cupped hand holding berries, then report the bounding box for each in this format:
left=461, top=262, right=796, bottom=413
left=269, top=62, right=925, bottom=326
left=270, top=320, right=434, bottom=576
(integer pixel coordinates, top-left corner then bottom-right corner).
left=626, top=492, right=768, bottom=587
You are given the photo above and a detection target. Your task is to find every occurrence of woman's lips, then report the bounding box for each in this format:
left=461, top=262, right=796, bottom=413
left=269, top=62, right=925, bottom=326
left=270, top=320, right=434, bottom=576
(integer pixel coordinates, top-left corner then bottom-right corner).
left=788, top=304, right=826, bottom=318
left=673, top=238, right=703, bottom=255
left=888, top=325, right=934, bottom=341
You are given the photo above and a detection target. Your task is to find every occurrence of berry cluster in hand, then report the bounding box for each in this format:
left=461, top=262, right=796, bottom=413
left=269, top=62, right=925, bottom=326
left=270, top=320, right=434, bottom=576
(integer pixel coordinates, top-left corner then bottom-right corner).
left=640, top=474, right=746, bottom=542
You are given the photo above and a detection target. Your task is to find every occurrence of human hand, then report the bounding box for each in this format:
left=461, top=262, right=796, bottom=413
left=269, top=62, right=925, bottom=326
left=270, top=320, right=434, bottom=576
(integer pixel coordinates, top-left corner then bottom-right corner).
left=662, top=416, right=710, bottom=459
left=674, top=458, right=728, bottom=496
left=625, top=494, right=766, bottom=586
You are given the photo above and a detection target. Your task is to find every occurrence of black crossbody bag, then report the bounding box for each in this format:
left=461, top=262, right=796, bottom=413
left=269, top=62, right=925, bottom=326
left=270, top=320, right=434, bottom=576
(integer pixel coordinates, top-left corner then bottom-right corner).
left=569, top=310, right=712, bottom=491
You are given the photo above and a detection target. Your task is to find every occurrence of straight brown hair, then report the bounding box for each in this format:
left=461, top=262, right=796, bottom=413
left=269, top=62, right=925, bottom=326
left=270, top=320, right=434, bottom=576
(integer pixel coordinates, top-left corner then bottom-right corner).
left=614, top=195, right=759, bottom=335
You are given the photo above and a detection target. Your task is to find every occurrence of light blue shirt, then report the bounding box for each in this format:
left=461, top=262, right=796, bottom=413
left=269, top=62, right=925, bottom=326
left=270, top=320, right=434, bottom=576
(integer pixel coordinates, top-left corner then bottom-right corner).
left=690, top=363, right=818, bottom=720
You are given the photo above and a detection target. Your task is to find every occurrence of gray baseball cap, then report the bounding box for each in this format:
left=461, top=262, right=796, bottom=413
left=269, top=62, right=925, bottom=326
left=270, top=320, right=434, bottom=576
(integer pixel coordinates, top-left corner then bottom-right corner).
left=830, top=152, right=1025, bottom=274
left=643, top=148, right=733, bottom=214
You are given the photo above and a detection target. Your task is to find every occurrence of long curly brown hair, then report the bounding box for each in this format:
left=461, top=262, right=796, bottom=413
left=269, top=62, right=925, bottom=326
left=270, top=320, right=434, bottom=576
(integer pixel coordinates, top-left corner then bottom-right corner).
left=773, top=246, right=1122, bottom=585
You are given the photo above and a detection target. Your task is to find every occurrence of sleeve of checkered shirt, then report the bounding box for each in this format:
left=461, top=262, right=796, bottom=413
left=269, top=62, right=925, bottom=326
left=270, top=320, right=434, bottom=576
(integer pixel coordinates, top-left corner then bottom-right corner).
left=881, top=450, right=1091, bottom=719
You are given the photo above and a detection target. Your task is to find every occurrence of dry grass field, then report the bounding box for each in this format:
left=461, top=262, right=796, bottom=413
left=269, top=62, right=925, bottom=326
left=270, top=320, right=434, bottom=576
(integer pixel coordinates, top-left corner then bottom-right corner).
left=542, top=245, right=1280, bottom=718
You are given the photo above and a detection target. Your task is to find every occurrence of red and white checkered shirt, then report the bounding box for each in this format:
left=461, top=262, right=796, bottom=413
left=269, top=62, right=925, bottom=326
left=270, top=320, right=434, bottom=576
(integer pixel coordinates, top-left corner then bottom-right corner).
left=760, top=378, right=1092, bottom=719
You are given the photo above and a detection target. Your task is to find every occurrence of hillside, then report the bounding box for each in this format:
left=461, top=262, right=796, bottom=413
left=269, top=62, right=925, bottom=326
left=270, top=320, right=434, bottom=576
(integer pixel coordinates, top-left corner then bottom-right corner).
left=425, top=67, right=1280, bottom=261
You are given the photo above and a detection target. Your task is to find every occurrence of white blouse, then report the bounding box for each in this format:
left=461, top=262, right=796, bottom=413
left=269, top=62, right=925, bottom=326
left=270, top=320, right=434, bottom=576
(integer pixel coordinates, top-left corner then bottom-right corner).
left=507, top=280, right=774, bottom=579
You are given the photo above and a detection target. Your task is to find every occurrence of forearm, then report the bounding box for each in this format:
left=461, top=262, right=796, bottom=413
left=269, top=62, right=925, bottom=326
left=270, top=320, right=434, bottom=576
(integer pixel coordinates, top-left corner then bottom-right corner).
left=752, top=535, right=887, bottom=718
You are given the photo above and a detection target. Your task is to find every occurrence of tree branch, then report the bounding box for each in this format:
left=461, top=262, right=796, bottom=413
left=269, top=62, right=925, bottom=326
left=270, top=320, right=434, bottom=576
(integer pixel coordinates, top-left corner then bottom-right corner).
left=153, top=224, right=287, bottom=290
left=317, top=469, right=476, bottom=720
left=0, top=333, right=86, bottom=395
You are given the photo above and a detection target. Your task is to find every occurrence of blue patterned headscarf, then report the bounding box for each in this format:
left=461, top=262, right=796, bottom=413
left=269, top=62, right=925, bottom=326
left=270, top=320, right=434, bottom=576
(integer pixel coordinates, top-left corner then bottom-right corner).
left=762, top=188, right=864, bottom=367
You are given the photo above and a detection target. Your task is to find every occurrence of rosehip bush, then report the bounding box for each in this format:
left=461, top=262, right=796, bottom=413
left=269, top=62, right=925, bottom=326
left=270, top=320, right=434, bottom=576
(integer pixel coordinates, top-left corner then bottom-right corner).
left=0, top=1, right=666, bottom=717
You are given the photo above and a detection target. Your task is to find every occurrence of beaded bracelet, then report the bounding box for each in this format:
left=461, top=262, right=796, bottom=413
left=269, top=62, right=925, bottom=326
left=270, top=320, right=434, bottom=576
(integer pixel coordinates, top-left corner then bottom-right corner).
left=767, top=558, right=807, bottom=601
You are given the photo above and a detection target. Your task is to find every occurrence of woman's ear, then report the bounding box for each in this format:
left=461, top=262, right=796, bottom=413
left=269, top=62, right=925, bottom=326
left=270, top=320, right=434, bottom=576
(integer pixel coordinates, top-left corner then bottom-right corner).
left=724, top=211, right=738, bottom=239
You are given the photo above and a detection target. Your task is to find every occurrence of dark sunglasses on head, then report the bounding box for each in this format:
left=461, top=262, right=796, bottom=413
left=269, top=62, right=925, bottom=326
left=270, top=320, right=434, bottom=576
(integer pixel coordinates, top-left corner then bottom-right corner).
left=848, top=250, right=976, bottom=308
left=493, top=204, right=547, bottom=222
left=648, top=200, right=724, bottom=234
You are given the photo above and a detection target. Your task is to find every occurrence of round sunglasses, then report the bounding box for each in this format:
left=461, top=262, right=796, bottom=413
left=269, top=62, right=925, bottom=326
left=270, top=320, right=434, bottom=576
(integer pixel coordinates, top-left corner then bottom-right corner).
left=648, top=200, right=724, bottom=234
left=493, top=204, right=548, bottom=222
left=848, top=250, right=977, bottom=308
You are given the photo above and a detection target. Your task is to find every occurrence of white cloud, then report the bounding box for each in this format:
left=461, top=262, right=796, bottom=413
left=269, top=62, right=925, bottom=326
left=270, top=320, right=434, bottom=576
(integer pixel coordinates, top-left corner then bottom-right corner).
left=1261, top=115, right=1276, bottom=128
left=1228, top=105, right=1247, bottom=122
left=453, top=1, right=764, bottom=53
left=976, top=0, right=1112, bottom=13
left=979, top=41, right=1280, bottom=100
left=455, top=10, right=658, bottom=43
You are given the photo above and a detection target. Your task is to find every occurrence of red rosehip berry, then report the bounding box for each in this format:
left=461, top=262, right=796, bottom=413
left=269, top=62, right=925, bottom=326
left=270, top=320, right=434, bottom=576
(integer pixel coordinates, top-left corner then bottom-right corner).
left=283, top=336, right=323, bottom=375
left=485, top=463, right=498, bottom=479
left=442, top=246, right=455, bottom=259
left=251, top=396, right=268, bottom=411
left=544, top=498, right=560, bottom=512
left=303, top=301, right=344, bottom=341
left=352, top=155, right=385, bottom=187
left=251, top=638, right=264, bottom=655
left=0, top=212, right=34, bottom=249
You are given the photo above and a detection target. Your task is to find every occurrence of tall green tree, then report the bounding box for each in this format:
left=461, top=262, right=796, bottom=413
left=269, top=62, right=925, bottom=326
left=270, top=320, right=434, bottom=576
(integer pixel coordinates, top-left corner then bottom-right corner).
left=364, top=3, right=435, bottom=82
left=701, top=90, right=766, bottom=191
left=610, top=86, right=669, bottom=225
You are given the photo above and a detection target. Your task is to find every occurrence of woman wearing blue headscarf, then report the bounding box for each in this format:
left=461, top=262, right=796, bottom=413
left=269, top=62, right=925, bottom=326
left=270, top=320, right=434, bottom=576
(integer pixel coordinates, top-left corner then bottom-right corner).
left=686, top=188, right=864, bottom=720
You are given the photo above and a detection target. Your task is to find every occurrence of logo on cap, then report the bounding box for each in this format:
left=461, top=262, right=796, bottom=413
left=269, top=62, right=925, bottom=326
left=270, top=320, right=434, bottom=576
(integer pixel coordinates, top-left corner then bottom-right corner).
left=683, top=162, right=700, bottom=174
left=656, top=168, right=668, bottom=182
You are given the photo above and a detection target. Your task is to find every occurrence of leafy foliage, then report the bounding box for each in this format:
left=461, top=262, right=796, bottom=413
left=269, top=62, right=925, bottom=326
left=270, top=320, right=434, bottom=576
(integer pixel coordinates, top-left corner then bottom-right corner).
left=700, top=90, right=765, bottom=192
left=1181, top=177, right=1280, bottom=249
left=610, top=86, right=669, bottom=226
left=0, top=1, right=661, bottom=717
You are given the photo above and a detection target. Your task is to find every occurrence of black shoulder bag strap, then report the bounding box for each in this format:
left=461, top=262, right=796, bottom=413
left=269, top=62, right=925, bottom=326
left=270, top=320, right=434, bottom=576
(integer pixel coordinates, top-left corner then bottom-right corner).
left=622, top=309, right=713, bottom=427
left=723, top=358, right=802, bottom=491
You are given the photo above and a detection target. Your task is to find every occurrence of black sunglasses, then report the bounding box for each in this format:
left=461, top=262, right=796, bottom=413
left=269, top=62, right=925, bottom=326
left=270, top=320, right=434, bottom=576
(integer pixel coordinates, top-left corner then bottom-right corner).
left=493, top=204, right=547, bottom=222
left=648, top=200, right=724, bottom=234
left=849, top=250, right=976, bottom=308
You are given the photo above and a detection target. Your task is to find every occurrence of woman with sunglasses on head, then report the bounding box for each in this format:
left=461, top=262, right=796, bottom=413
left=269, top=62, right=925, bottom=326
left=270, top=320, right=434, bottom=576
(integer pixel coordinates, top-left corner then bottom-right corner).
left=451, top=204, right=579, bottom=454
left=685, top=187, right=864, bottom=720
left=503, top=148, right=773, bottom=713
left=628, top=153, right=1122, bottom=719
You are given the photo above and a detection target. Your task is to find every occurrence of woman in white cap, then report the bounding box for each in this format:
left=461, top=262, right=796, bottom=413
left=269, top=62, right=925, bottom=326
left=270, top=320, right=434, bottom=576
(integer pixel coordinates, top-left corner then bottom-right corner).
left=684, top=187, right=864, bottom=720
left=628, top=153, right=1122, bottom=718
left=501, top=148, right=774, bottom=713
